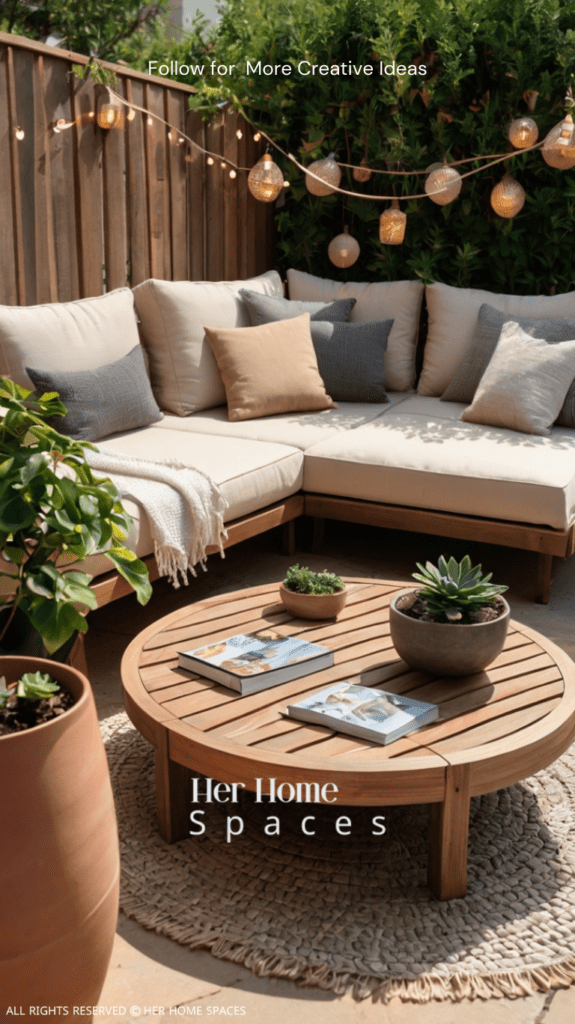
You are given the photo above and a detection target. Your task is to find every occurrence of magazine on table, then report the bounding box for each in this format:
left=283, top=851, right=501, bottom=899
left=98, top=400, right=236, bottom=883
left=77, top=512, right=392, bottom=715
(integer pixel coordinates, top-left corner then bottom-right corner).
left=283, top=682, right=439, bottom=745
left=178, top=628, right=334, bottom=694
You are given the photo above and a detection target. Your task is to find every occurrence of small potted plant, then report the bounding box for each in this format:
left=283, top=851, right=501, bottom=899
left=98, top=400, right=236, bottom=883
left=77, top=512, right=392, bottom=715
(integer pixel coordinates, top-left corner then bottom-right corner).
left=0, top=656, right=119, bottom=1011
left=0, top=377, right=152, bottom=658
left=279, top=564, right=347, bottom=619
left=389, top=555, right=510, bottom=676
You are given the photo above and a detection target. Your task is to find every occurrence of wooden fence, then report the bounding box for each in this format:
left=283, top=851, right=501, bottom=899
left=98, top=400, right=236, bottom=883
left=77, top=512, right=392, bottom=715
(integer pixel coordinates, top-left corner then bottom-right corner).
left=0, top=32, right=275, bottom=306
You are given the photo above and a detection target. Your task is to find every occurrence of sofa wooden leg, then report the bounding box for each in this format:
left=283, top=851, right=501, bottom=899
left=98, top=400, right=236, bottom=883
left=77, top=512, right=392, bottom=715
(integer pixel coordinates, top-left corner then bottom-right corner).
left=535, top=553, right=553, bottom=604
left=311, top=517, right=325, bottom=553
left=282, top=519, right=296, bottom=556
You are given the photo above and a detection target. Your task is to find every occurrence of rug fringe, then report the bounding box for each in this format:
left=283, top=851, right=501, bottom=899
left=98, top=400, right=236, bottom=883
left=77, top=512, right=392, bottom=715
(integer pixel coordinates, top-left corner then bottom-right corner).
left=119, top=896, right=575, bottom=1002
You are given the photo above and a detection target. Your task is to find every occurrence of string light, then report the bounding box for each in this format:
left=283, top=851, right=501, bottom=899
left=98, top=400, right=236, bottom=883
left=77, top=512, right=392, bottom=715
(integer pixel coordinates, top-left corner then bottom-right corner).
left=508, top=117, right=538, bottom=149
left=490, top=173, right=525, bottom=218
left=207, top=156, right=214, bottom=165
left=221, top=161, right=226, bottom=169
left=283, top=180, right=290, bottom=188
left=97, top=90, right=124, bottom=130
left=328, top=226, right=360, bottom=268
left=425, top=160, right=462, bottom=205
left=305, top=153, right=341, bottom=196
left=126, top=109, right=135, bottom=121
left=167, top=130, right=173, bottom=141
left=15, top=126, right=24, bottom=140
left=253, top=132, right=261, bottom=141
left=247, top=153, right=283, bottom=202
left=379, top=200, right=406, bottom=245
left=147, top=116, right=153, bottom=126
left=229, top=169, right=237, bottom=178
left=236, top=129, right=243, bottom=139
left=353, top=158, right=372, bottom=183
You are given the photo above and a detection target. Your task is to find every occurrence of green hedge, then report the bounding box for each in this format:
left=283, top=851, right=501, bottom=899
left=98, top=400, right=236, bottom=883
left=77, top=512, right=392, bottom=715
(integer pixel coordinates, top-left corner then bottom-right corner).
left=130, top=0, right=575, bottom=293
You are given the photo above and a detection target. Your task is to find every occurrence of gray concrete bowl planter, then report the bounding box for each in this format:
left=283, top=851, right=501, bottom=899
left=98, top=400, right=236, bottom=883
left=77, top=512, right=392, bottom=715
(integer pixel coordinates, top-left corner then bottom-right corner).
left=389, top=589, right=511, bottom=676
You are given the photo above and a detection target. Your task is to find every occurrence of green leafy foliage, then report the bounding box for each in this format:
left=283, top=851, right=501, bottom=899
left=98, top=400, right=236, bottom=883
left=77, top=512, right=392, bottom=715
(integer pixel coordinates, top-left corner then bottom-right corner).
left=412, top=555, right=508, bottom=621
left=0, top=378, right=152, bottom=655
left=0, top=671, right=59, bottom=707
left=284, top=564, right=345, bottom=594
left=130, top=0, right=575, bottom=293
left=1, top=1, right=171, bottom=63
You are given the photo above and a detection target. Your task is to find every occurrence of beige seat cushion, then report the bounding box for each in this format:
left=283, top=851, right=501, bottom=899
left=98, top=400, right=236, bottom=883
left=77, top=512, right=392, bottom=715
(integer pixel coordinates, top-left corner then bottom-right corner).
left=420, top=282, right=575, bottom=397
left=204, top=314, right=336, bottom=421
left=0, top=288, right=140, bottom=391
left=133, top=271, right=282, bottom=416
left=286, top=269, right=423, bottom=392
left=303, top=395, right=575, bottom=531
left=154, top=393, right=411, bottom=450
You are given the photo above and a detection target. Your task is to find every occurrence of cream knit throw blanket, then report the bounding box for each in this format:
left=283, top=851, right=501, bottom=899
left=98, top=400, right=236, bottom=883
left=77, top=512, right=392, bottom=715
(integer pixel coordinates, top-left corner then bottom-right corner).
left=86, top=447, right=228, bottom=587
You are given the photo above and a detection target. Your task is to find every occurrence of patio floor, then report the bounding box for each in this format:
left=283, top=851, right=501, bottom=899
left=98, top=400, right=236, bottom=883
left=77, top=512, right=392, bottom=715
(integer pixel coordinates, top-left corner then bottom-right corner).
left=88, top=518, right=575, bottom=1023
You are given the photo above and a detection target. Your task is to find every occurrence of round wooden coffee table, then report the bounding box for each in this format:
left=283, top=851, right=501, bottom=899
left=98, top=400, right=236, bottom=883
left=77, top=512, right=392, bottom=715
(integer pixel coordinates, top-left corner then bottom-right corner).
left=121, top=578, right=575, bottom=900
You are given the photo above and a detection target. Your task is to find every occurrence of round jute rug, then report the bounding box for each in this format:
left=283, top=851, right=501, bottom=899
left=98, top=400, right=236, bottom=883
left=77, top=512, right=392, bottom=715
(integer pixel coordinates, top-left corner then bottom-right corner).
left=103, top=712, right=575, bottom=1003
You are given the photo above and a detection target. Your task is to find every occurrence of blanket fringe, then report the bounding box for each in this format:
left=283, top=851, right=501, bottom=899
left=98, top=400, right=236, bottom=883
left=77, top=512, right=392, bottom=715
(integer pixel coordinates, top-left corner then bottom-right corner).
left=119, top=894, right=575, bottom=1003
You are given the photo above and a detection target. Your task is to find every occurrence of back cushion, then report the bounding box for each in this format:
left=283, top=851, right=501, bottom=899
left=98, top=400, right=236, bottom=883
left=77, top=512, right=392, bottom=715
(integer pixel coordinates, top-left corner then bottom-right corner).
left=0, top=288, right=140, bottom=391
left=420, top=282, right=575, bottom=396
left=133, top=271, right=283, bottom=415
left=286, top=269, right=423, bottom=391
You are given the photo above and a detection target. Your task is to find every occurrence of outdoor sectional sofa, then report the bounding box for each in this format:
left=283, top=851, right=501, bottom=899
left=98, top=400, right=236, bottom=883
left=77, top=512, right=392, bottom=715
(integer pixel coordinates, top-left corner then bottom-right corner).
left=2, top=269, right=575, bottom=608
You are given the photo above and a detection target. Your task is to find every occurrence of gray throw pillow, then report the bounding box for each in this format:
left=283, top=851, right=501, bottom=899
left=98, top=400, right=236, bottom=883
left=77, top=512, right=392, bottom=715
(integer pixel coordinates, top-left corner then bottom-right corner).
left=441, top=303, right=575, bottom=426
left=240, top=289, right=356, bottom=326
left=310, top=320, right=393, bottom=402
left=27, top=345, right=163, bottom=441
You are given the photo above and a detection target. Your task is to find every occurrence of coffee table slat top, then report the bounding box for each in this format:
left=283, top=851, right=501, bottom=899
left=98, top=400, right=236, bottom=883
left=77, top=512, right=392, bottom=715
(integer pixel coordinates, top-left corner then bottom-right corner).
left=122, top=579, right=575, bottom=803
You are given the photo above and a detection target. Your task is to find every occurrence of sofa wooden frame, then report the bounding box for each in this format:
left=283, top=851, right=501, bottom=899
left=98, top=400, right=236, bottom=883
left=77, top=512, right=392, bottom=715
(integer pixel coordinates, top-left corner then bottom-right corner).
left=88, top=489, right=572, bottom=613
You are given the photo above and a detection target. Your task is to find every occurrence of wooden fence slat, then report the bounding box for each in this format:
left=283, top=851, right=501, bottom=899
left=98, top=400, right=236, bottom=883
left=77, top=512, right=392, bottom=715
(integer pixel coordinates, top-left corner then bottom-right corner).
left=71, top=78, right=104, bottom=296
left=187, top=108, right=206, bottom=280
left=125, top=78, right=150, bottom=287
left=11, top=46, right=35, bottom=303
left=166, top=90, right=188, bottom=280
left=236, top=116, right=250, bottom=280
left=144, top=82, right=169, bottom=279
left=45, top=54, right=80, bottom=301
left=0, top=47, right=18, bottom=305
left=205, top=120, right=224, bottom=280
left=223, top=108, right=239, bottom=279
left=102, top=78, right=128, bottom=291
left=33, top=54, right=57, bottom=303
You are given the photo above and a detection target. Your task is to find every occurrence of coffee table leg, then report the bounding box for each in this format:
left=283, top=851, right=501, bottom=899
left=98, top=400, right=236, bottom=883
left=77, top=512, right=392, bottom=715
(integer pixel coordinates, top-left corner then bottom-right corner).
left=428, top=764, right=471, bottom=900
left=154, top=740, right=190, bottom=844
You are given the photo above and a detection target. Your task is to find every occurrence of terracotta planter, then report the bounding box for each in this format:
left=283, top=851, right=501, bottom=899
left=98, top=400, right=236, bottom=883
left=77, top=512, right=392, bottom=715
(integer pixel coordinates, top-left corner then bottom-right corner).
left=0, top=657, right=119, bottom=1019
left=279, top=582, right=347, bottom=619
left=389, top=589, right=510, bottom=676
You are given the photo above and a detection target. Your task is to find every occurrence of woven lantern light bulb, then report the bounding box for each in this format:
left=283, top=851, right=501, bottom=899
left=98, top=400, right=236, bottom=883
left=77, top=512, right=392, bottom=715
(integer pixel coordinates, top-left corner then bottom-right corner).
left=490, top=173, right=525, bottom=218
left=97, top=91, right=125, bottom=131
left=305, top=153, right=342, bottom=196
left=425, top=160, right=462, bottom=206
left=328, top=226, right=360, bottom=268
left=508, top=117, right=539, bottom=149
left=542, top=114, right=575, bottom=169
left=247, top=153, right=284, bottom=202
left=353, top=158, right=372, bottom=183
left=379, top=200, right=406, bottom=245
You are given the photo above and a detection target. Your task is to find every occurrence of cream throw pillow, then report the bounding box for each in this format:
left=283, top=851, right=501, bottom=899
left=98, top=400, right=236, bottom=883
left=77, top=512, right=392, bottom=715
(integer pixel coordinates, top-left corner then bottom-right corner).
left=204, top=314, right=336, bottom=421
left=286, top=268, right=423, bottom=392
left=460, top=322, right=575, bottom=435
left=133, top=271, right=282, bottom=415
left=420, top=281, right=575, bottom=397
left=0, top=288, right=140, bottom=391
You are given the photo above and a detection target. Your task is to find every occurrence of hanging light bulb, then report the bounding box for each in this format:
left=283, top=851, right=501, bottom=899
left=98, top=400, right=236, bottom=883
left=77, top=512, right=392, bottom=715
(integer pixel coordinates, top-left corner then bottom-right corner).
left=126, top=108, right=136, bottom=121
left=207, top=156, right=214, bottom=165
left=353, top=158, right=372, bottom=183
left=328, top=226, right=360, bottom=268
left=97, top=90, right=125, bottom=130
left=229, top=169, right=237, bottom=178
left=167, top=130, right=173, bottom=141
left=490, top=173, right=525, bottom=218
left=247, top=152, right=283, bottom=202
left=379, top=199, right=406, bottom=245
left=508, top=117, right=538, bottom=149
left=253, top=132, right=261, bottom=142
left=425, top=160, right=462, bottom=205
left=15, top=126, right=25, bottom=140
left=542, top=114, right=575, bottom=169
left=147, top=116, right=153, bottom=127
left=283, top=180, right=290, bottom=188
left=305, top=153, right=341, bottom=196
left=236, top=129, right=243, bottom=139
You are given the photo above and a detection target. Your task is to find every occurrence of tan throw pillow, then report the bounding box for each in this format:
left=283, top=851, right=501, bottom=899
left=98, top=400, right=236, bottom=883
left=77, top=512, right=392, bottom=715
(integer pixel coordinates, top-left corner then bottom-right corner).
left=133, top=271, right=283, bottom=416
left=204, top=314, right=336, bottom=421
left=420, top=282, right=575, bottom=397
left=460, top=321, right=575, bottom=436
left=286, top=269, right=423, bottom=392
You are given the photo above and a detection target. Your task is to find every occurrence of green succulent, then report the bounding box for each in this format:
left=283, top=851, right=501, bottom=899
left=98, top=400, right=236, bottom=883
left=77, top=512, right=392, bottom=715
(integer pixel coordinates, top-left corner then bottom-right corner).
left=412, top=555, right=508, bottom=622
left=284, top=564, right=344, bottom=595
left=0, top=671, right=60, bottom=708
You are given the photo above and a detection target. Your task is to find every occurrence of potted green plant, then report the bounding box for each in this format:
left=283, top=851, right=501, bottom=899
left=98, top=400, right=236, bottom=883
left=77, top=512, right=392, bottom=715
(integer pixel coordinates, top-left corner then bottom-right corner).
left=0, top=654, right=120, bottom=1013
left=0, top=377, right=152, bottom=658
left=279, top=564, right=347, bottom=619
left=389, top=555, right=510, bottom=676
